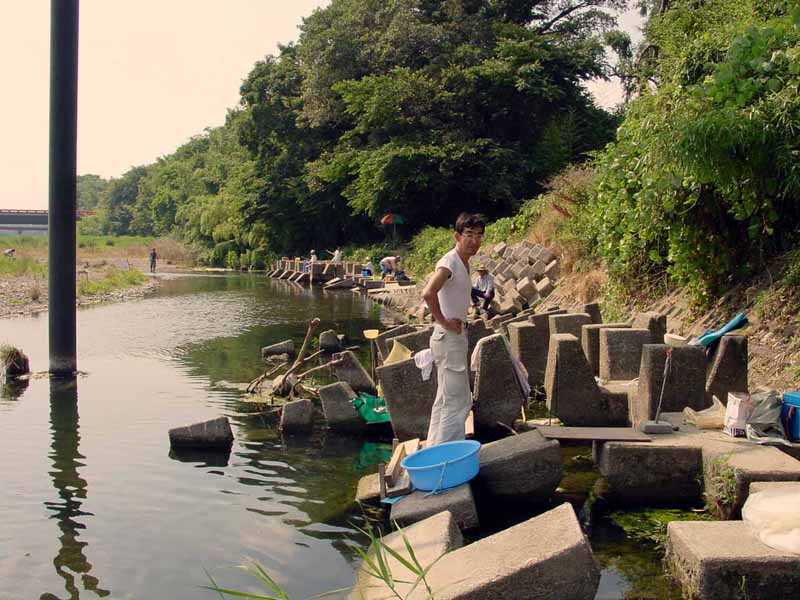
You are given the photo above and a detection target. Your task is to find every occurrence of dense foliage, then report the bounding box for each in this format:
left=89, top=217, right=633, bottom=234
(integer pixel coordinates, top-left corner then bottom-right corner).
left=587, top=0, right=800, bottom=301
left=78, top=0, right=628, bottom=265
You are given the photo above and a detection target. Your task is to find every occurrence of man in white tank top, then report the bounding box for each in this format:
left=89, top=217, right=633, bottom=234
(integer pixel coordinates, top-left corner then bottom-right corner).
left=422, top=212, right=485, bottom=446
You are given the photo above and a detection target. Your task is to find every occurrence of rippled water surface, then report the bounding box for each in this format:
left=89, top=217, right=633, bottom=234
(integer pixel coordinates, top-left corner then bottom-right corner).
left=0, top=275, right=389, bottom=600
left=1, top=273, right=682, bottom=600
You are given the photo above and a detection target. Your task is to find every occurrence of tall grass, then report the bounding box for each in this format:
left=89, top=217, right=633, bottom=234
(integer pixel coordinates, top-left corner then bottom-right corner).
left=0, top=256, right=46, bottom=278
left=78, top=266, right=147, bottom=296
left=1, top=234, right=196, bottom=264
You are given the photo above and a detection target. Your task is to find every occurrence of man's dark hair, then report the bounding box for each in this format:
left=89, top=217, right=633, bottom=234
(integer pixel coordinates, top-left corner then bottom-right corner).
left=455, top=212, right=485, bottom=234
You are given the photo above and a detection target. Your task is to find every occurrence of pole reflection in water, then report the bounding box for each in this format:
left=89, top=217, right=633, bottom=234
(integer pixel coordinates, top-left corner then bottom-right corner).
left=41, top=377, right=109, bottom=600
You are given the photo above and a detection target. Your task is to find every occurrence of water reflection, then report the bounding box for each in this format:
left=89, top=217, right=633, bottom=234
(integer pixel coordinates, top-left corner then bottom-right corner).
left=1, top=377, right=29, bottom=400
left=41, top=377, right=109, bottom=600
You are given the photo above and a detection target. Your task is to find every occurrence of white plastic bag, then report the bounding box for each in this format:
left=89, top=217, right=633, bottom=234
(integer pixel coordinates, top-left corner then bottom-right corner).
left=742, top=487, right=800, bottom=555
left=724, top=392, right=753, bottom=437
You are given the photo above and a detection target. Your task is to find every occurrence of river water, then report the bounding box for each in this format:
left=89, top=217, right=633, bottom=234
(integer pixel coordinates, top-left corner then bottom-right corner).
left=0, top=274, right=680, bottom=600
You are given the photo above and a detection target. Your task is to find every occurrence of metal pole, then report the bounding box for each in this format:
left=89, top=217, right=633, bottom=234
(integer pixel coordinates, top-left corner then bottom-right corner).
left=48, top=0, right=80, bottom=374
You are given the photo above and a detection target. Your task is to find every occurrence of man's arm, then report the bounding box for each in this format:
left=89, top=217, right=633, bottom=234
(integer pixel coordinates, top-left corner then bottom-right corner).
left=422, top=267, right=462, bottom=334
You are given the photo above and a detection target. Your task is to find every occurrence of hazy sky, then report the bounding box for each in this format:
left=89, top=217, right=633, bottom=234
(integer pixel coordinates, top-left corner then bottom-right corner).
left=1, top=2, right=641, bottom=211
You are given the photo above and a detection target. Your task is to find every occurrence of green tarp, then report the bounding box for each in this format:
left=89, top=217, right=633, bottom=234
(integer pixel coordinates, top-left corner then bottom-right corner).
left=352, top=392, right=391, bottom=424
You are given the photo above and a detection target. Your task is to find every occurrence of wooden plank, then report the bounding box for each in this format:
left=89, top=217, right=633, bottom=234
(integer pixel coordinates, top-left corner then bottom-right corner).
left=384, top=444, right=407, bottom=488
left=532, top=426, right=652, bottom=442
left=385, top=470, right=412, bottom=498
left=465, top=411, right=475, bottom=438
left=403, top=438, right=420, bottom=455
left=378, top=463, right=387, bottom=500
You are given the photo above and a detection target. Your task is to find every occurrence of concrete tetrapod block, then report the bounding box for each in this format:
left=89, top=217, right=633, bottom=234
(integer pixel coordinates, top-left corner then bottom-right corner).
left=355, top=473, right=381, bottom=504
left=318, top=329, right=341, bottom=353
left=581, top=322, right=631, bottom=376
left=388, top=326, right=433, bottom=355
left=520, top=309, right=566, bottom=390
left=390, top=483, right=479, bottom=531
left=473, top=334, right=526, bottom=433
left=493, top=241, right=508, bottom=258
left=632, top=311, right=667, bottom=345
left=598, top=327, right=651, bottom=381
left=515, top=276, right=538, bottom=302
left=475, top=429, right=563, bottom=502
left=375, top=324, right=416, bottom=361
left=544, top=259, right=559, bottom=281
left=331, top=350, right=376, bottom=394
left=261, top=339, right=295, bottom=359
left=549, top=313, right=592, bottom=339
left=582, top=302, right=602, bottom=324
left=350, top=511, right=464, bottom=600
left=279, top=398, right=314, bottom=432
left=545, top=334, right=628, bottom=427
left=705, top=334, right=748, bottom=404
left=417, top=503, right=600, bottom=600
left=169, top=416, right=234, bottom=449
left=377, top=357, right=438, bottom=441
left=508, top=322, right=541, bottom=390
left=631, top=344, right=707, bottom=427
left=319, top=382, right=365, bottom=432
left=666, top=521, right=800, bottom=600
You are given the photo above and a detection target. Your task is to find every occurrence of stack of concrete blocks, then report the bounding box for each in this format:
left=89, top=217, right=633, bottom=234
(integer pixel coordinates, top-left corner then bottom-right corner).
left=376, top=357, right=438, bottom=441
left=351, top=504, right=601, bottom=600
left=549, top=313, right=592, bottom=339
left=481, top=240, right=560, bottom=317
left=472, top=334, right=527, bottom=433
left=544, top=333, right=630, bottom=426
left=705, top=334, right=748, bottom=404
left=319, top=382, right=366, bottom=433
left=630, top=344, right=707, bottom=427
left=331, top=350, right=376, bottom=394
left=598, top=328, right=652, bottom=381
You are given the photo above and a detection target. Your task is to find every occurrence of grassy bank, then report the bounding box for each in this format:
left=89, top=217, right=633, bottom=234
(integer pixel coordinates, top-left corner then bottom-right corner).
left=78, top=266, right=147, bottom=296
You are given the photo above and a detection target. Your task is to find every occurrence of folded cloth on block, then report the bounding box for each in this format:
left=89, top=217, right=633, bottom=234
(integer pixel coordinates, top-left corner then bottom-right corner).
left=414, top=348, right=434, bottom=381
left=742, top=487, right=800, bottom=555
left=469, top=334, right=531, bottom=398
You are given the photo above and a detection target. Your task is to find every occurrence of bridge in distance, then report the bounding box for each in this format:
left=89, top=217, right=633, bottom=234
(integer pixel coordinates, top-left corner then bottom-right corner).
left=0, top=209, right=93, bottom=235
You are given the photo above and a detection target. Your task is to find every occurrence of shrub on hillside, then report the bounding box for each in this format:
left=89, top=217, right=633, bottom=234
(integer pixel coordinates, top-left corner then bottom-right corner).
left=589, top=1, right=800, bottom=303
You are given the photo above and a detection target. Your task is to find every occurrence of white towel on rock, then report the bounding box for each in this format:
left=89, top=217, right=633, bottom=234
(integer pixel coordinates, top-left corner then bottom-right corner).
left=414, top=348, right=434, bottom=381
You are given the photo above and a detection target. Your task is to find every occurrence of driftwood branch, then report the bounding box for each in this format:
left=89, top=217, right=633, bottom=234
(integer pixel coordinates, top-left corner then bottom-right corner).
left=274, top=318, right=321, bottom=396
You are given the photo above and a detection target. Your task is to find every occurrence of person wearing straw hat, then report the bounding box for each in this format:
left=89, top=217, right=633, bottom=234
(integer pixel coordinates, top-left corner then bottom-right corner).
left=422, top=212, right=484, bottom=446
left=470, top=263, right=495, bottom=315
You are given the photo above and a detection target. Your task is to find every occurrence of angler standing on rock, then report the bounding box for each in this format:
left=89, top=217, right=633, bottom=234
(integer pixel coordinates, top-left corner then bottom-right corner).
left=422, top=212, right=484, bottom=446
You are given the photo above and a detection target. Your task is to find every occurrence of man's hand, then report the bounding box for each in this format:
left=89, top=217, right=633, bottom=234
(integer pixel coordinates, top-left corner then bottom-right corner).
left=443, top=318, right=462, bottom=334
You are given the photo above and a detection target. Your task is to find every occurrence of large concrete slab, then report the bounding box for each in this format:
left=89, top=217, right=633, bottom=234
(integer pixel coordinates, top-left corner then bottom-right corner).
left=280, top=398, right=314, bottom=432
left=473, top=334, right=526, bottom=433
left=631, top=311, right=667, bottom=345
left=417, top=503, right=600, bottom=600
left=169, top=416, right=234, bottom=449
left=350, top=511, right=464, bottom=600
left=377, top=357, right=437, bottom=441
left=475, top=429, right=563, bottom=502
left=666, top=520, right=800, bottom=599
left=390, top=484, right=479, bottom=531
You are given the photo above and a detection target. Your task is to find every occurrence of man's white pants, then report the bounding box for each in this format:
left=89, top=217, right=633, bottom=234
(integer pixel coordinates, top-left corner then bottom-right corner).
left=426, top=325, right=471, bottom=446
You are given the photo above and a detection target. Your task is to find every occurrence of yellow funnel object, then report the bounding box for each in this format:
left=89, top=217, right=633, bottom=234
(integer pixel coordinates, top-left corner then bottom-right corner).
left=363, top=329, right=380, bottom=340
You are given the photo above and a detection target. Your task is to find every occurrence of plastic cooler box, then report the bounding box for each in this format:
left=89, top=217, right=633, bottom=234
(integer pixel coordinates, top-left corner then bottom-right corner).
left=782, top=392, right=800, bottom=442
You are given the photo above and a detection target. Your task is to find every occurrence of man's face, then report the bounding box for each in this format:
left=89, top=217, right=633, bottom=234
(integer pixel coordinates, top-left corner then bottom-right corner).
left=455, top=226, right=483, bottom=257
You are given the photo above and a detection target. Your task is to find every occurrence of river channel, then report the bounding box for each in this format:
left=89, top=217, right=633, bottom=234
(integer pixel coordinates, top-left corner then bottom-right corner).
left=0, top=274, right=681, bottom=599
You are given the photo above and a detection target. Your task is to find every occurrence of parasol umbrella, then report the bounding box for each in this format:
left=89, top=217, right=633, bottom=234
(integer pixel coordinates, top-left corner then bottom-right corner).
left=380, top=213, right=405, bottom=244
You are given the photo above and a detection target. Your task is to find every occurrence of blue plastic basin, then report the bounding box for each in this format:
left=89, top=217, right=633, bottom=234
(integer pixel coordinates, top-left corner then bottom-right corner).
left=400, top=440, right=481, bottom=492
